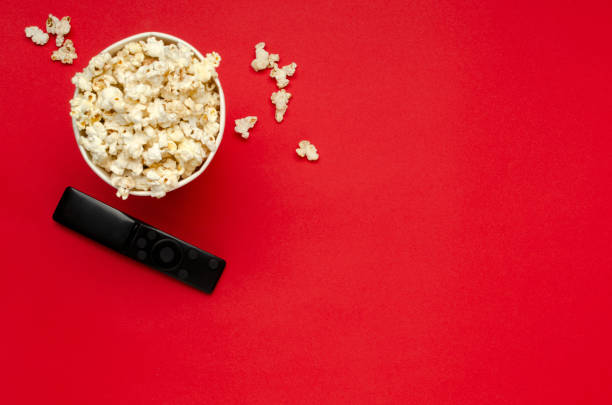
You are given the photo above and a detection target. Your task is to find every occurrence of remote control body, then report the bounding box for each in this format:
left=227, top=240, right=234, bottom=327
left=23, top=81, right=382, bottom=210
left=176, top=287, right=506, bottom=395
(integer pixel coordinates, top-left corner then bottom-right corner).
left=53, top=187, right=225, bottom=294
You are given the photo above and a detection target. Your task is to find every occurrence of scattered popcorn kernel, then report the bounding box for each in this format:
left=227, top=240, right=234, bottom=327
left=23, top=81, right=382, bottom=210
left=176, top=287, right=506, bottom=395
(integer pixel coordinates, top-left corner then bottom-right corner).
left=52, top=39, right=77, bottom=64
left=234, top=116, right=258, bottom=139
left=296, top=140, right=319, bottom=161
left=25, top=26, right=49, bottom=45
left=46, top=14, right=71, bottom=47
left=271, top=89, right=291, bottom=122
left=251, top=42, right=279, bottom=72
left=70, top=37, right=222, bottom=199
left=270, top=62, right=297, bottom=89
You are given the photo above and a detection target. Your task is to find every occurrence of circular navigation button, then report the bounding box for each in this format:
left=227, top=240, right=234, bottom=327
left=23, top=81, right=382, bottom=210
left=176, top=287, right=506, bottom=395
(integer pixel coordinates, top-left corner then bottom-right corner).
left=151, top=239, right=182, bottom=270
left=208, top=258, right=219, bottom=270
left=136, top=250, right=147, bottom=261
left=159, top=246, right=175, bottom=264
left=187, top=249, right=198, bottom=260
left=136, top=237, right=147, bottom=248
left=177, top=269, right=189, bottom=279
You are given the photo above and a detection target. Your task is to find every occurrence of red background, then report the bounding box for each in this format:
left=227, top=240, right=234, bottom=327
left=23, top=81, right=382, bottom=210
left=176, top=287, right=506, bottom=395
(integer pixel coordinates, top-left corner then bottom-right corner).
left=1, top=0, right=611, bottom=403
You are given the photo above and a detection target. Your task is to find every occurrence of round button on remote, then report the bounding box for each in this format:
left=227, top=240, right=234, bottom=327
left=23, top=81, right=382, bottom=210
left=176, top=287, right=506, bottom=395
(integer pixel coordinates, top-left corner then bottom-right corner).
left=136, top=237, right=147, bottom=248
left=177, top=269, right=189, bottom=279
left=187, top=249, right=198, bottom=260
left=159, top=246, right=175, bottom=264
left=208, top=258, right=219, bottom=270
left=136, top=250, right=147, bottom=261
left=146, top=230, right=157, bottom=240
left=151, top=239, right=182, bottom=270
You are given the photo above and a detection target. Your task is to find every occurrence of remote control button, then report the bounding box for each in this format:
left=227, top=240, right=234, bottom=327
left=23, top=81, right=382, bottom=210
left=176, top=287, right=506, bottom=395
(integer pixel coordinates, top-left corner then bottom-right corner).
left=151, top=239, right=182, bottom=270
left=177, top=269, right=189, bottom=279
left=159, top=246, right=175, bottom=264
left=146, top=230, right=157, bottom=240
left=208, top=258, right=219, bottom=270
left=136, top=237, right=147, bottom=248
left=187, top=249, right=198, bottom=260
left=136, top=250, right=147, bottom=261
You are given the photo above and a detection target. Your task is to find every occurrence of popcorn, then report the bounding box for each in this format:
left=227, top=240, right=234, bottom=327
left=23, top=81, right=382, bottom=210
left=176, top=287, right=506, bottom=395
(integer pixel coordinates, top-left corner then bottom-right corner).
left=25, top=26, right=49, bottom=45
left=234, top=116, right=258, bottom=139
left=202, top=133, right=217, bottom=152
left=142, top=143, right=163, bottom=166
left=46, top=14, right=71, bottom=47
left=204, top=105, right=218, bottom=123
left=142, top=37, right=165, bottom=58
left=110, top=174, right=136, bottom=200
left=270, top=62, right=297, bottom=89
left=71, top=71, right=93, bottom=92
left=124, top=130, right=148, bottom=159
left=88, top=52, right=111, bottom=75
left=175, top=138, right=206, bottom=163
left=70, top=37, right=222, bottom=198
left=122, top=42, right=141, bottom=54
left=51, top=39, right=77, bottom=64
left=251, top=42, right=279, bottom=71
left=205, top=51, right=222, bottom=68
left=296, top=140, right=319, bottom=161
left=98, top=86, right=125, bottom=111
left=271, top=89, right=291, bottom=122
left=79, top=123, right=108, bottom=165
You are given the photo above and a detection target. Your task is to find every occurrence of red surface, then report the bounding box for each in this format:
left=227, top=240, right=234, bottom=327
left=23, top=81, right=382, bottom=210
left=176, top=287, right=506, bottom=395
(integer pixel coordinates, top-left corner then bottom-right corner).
left=1, top=0, right=611, bottom=403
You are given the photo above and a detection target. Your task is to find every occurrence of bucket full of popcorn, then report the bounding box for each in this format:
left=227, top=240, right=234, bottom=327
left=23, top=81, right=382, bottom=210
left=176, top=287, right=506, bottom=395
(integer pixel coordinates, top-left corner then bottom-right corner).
left=69, top=32, right=225, bottom=199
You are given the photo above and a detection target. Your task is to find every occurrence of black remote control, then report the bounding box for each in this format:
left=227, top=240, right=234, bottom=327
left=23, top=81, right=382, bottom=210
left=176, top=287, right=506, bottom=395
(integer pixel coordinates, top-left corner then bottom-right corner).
left=52, top=187, right=225, bottom=294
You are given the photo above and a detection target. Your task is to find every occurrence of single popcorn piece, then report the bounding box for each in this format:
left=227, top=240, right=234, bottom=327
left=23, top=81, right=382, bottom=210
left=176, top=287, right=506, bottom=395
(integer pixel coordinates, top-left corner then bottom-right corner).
left=271, top=89, right=291, bottom=122
left=98, top=86, right=125, bottom=111
left=71, top=70, right=93, bottom=92
left=52, top=39, right=77, bottom=64
left=142, top=143, right=163, bottom=166
left=46, top=14, right=71, bottom=47
left=206, top=51, right=222, bottom=68
left=234, top=116, right=258, bottom=139
left=142, top=36, right=165, bottom=58
left=111, top=174, right=136, bottom=200
left=270, top=62, right=297, bottom=89
left=296, top=140, right=319, bottom=161
left=70, top=37, right=222, bottom=199
left=250, top=42, right=279, bottom=72
left=25, top=26, right=49, bottom=45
